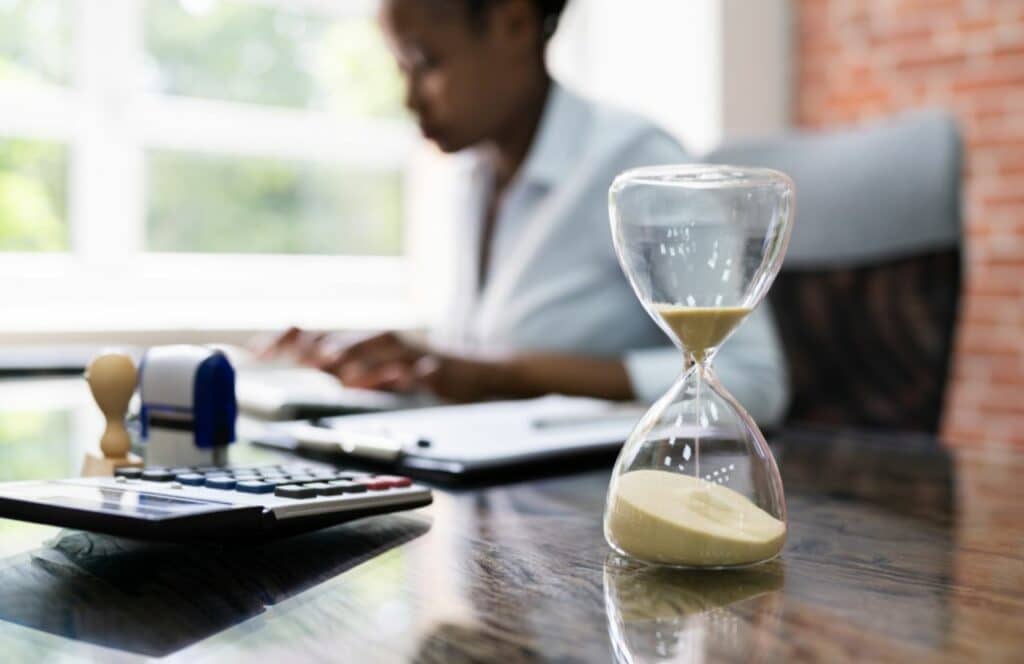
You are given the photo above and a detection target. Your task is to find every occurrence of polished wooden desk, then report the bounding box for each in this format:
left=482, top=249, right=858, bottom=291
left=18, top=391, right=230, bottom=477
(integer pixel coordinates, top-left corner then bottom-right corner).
left=0, top=378, right=1020, bottom=663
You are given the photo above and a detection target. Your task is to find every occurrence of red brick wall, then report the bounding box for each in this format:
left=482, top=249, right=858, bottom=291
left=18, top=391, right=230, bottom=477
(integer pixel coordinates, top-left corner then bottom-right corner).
left=796, top=0, right=1024, bottom=446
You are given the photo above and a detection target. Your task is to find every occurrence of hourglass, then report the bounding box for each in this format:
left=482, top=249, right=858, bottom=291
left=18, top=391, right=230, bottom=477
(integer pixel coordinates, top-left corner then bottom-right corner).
left=604, top=165, right=795, bottom=568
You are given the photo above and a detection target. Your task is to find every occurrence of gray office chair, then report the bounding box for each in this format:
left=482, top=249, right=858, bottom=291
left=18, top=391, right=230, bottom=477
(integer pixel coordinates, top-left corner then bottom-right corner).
left=706, top=111, right=963, bottom=433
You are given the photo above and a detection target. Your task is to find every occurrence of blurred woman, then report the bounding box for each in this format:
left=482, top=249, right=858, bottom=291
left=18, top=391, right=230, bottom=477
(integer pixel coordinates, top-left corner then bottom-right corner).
left=264, top=0, right=789, bottom=426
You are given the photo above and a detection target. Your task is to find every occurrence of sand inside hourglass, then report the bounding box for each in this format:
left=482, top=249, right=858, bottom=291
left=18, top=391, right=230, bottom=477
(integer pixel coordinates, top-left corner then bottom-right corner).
left=608, top=304, right=783, bottom=567
left=607, top=470, right=786, bottom=567
left=655, top=305, right=751, bottom=362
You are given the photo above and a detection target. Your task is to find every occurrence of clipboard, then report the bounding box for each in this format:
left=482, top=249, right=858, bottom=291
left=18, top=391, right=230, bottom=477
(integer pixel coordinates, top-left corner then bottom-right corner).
left=252, top=395, right=645, bottom=481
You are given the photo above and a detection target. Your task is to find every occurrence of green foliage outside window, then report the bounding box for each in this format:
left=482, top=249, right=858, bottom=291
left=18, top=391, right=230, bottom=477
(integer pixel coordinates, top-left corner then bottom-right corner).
left=147, top=151, right=404, bottom=255
left=0, top=0, right=71, bottom=86
left=145, top=0, right=406, bottom=117
left=0, top=140, right=68, bottom=252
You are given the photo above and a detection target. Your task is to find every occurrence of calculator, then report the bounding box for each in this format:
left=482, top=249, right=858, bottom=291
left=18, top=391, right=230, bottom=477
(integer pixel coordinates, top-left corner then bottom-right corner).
left=0, top=464, right=432, bottom=541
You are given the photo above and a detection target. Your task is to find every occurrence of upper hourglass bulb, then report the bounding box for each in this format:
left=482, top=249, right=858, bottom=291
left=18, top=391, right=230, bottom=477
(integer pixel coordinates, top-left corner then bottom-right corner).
left=604, top=165, right=795, bottom=569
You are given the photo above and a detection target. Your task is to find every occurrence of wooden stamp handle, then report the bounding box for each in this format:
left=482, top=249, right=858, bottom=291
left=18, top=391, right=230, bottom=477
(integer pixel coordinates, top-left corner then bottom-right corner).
left=85, top=353, right=137, bottom=460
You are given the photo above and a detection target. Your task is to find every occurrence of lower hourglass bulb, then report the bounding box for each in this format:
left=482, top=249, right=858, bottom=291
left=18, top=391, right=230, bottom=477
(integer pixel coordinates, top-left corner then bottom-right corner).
left=603, top=354, right=787, bottom=569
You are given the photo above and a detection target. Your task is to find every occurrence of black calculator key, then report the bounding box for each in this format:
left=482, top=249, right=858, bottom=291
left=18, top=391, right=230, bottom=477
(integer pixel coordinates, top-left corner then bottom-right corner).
left=276, top=485, right=317, bottom=499
left=314, top=483, right=348, bottom=496
left=141, top=469, right=175, bottom=482
left=114, top=467, right=143, bottom=479
left=327, top=480, right=366, bottom=494
left=177, top=473, right=206, bottom=486
left=303, top=482, right=331, bottom=492
left=236, top=480, right=274, bottom=494
left=205, top=476, right=237, bottom=490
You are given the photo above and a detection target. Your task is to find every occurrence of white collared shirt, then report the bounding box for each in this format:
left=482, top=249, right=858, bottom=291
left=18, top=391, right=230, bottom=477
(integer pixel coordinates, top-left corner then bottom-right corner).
left=429, top=84, right=789, bottom=427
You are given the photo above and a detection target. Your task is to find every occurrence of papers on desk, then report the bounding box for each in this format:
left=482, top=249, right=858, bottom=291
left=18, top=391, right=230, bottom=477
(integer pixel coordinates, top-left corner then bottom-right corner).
left=272, top=395, right=645, bottom=475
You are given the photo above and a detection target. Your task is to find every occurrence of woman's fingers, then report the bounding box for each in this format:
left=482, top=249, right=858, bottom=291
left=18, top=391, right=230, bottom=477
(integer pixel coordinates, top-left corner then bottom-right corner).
left=295, top=331, right=331, bottom=366
left=348, top=361, right=420, bottom=392
left=253, top=326, right=304, bottom=360
left=321, top=332, right=425, bottom=387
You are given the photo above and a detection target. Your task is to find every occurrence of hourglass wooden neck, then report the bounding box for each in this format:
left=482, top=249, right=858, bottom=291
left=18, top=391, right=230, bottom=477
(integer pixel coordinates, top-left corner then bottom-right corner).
left=655, top=304, right=752, bottom=363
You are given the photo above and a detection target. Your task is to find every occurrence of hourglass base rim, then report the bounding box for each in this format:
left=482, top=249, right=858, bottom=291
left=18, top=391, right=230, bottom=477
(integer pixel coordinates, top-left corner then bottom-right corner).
left=604, top=539, right=782, bottom=570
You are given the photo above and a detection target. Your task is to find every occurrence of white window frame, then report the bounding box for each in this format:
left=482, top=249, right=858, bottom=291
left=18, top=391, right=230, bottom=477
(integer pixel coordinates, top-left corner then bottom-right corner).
left=0, top=0, right=421, bottom=336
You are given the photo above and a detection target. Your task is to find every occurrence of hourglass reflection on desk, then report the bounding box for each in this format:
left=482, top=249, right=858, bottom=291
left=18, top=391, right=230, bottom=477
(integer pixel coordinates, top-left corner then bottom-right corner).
left=604, top=165, right=795, bottom=569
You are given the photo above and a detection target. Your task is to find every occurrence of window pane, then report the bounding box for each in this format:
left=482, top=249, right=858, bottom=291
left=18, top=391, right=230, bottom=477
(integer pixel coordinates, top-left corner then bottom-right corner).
left=0, top=139, right=69, bottom=252
left=146, top=150, right=403, bottom=255
left=0, top=409, right=74, bottom=481
left=0, top=0, right=73, bottom=86
left=145, top=0, right=405, bottom=118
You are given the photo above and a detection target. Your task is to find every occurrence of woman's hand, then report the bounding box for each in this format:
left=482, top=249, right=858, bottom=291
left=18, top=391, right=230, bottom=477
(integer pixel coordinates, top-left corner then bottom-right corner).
left=319, top=331, right=428, bottom=392
left=254, top=327, right=636, bottom=403
left=253, top=326, right=347, bottom=367
left=319, top=333, right=500, bottom=402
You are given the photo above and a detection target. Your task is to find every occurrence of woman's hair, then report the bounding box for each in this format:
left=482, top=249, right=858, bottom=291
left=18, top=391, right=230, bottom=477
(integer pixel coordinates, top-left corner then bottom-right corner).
left=464, top=0, right=569, bottom=41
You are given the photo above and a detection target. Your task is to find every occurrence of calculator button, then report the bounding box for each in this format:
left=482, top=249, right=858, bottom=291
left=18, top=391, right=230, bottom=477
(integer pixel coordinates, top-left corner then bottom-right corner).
left=236, top=480, right=275, bottom=494
left=376, top=475, right=413, bottom=488
left=313, top=482, right=348, bottom=496
left=356, top=477, right=392, bottom=491
left=287, top=475, right=315, bottom=484
left=276, top=485, right=317, bottom=499
left=141, top=469, right=175, bottom=482
left=327, top=480, right=366, bottom=494
left=170, top=467, right=194, bottom=475
left=205, top=476, right=237, bottom=490
left=302, top=482, right=331, bottom=492
left=114, top=467, right=143, bottom=479
left=177, top=473, right=206, bottom=486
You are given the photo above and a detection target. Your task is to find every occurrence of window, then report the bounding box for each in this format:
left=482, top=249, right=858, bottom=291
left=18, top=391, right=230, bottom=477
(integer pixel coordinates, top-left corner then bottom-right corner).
left=0, top=0, right=417, bottom=334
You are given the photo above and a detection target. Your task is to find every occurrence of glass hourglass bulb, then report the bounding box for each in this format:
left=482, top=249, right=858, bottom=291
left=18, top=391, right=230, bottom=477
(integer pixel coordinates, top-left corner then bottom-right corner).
left=604, top=165, right=795, bottom=569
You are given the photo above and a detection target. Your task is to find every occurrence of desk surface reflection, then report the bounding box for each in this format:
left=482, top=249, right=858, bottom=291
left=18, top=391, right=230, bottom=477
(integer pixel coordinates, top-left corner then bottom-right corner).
left=0, top=378, right=1021, bottom=662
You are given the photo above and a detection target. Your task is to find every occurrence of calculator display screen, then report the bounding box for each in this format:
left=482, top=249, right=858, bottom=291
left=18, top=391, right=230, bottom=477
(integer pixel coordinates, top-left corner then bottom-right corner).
left=0, top=483, right=232, bottom=519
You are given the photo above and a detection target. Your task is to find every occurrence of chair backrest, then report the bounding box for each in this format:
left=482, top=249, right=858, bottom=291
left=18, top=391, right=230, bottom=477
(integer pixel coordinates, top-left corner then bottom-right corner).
left=706, top=111, right=963, bottom=433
